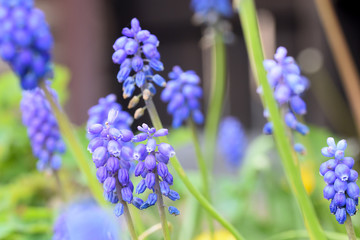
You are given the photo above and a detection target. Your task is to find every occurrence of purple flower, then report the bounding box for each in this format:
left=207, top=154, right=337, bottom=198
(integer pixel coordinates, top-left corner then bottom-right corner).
left=113, top=18, right=165, bottom=101
left=320, top=137, right=359, bottom=224
left=132, top=123, right=180, bottom=211
left=261, top=47, right=310, bottom=153
left=87, top=108, right=135, bottom=214
left=217, top=116, right=247, bottom=169
left=0, top=0, right=53, bottom=90
left=20, top=84, right=65, bottom=171
left=86, top=94, right=132, bottom=139
left=191, top=0, right=233, bottom=19
left=161, top=66, right=204, bottom=128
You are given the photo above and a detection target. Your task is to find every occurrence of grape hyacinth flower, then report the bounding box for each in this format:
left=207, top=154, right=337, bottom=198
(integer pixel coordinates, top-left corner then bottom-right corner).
left=191, top=0, right=233, bottom=20
left=261, top=46, right=309, bottom=154
left=132, top=123, right=180, bottom=212
left=112, top=18, right=166, bottom=112
left=161, top=66, right=204, bottom=128
left=0, top=0, right=54, bottom=90
left=217, top=116, right=247, bottom=169
left=53, top=201, right=120, bottom=240
left=20, top=85, right=65, bottom=171
left=86, top=94, right=133, bottom=138
left=320, top=137, right=359, bottom=224
left=87, top=109, right=135, bottom=215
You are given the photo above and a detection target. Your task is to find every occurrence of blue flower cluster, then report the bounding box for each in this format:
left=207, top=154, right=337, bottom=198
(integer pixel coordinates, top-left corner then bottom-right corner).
left=86, top=94, right=133, bottom=138
left=161, top=66, right=204, bottom=128
left=262, top=46, right=309, bottom=154
left=87, top=109, right=135, bottom=216
left=191, top=0, right=233, bottom=19
left=0, top=0, right=53, bottom=90
left=320, top=137, right=359, bottom=224
left=217, top=116, right=247, bottom=169
left=132, top=123, right=180, bottom=214
left=87, top=110, right=180, bottom=216
left=112, top=18, right=166, bottom=101
left=20, top=86, right=65, bottom=171
left=53, top=201, right=120, bottom=240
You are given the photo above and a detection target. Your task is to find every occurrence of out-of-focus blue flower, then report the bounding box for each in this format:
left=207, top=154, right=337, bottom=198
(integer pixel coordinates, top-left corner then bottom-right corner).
left=132, top=123, right=180, bottom=211
left=320, top=137, right=359, bottom=224
left=0, top=0, right=53, bottom=90
left=191, top=0, right=233, bottom=19
left=261, top=46, right=309, bottom=153
left=161, top=66, right=204, bottom=128
left=20, top=85, right=65, bottom=171
left=87, top=109, right=135, bottom=213
left=217, top=116, right=247, bottom=169
left=112, top=18, right=165, bottom=101
left=53, top=201, right=121, bottom=240
left=86, top=94, right=133, bottom=138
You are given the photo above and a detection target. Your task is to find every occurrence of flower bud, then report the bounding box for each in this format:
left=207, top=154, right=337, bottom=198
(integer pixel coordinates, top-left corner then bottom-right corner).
left=343, top=157, right=354, bottom=169
left=134, top=161, right=145, bottom=177
left=335, top=164, right=350, bottom=181
left=107, top=157, right=120, bottom=173
left=133, top=144, right=147, bottom=160
left=156, top=152, right=169, bottom=164
left=136, top=179, right=146, bottom=194
left=134, top=107, right=145, bottom=119
left=349, top=170, right=358, bottom=182
left=92, top=146, right=107, bottom=168
left=136, top=30, right=150, bottom=42
left=118, top=168, right=129, bottom=186
left=329, top=199, right=337, bottom=214
left=145, top=154, right=156, bottom=171
left=346, top=198, right=357, bottom=216
left=114, top=203, right=124, bottom=217
left=347, top=182, right=360, bottom=199
left=120, top=146, right=133, bottom=161
left=324, top=171, right=336, bottom=185
left=119, top=129, right=133, bottom=142
left=128, top=95, right=140, bottom=109
left=132, top=197, right=144, bottom=209
left=164, top=173, right=173, bottom=185
left=335, top=208, right=347, bottom=224
left=158, top=143, right=176, bottom=158
left=103, top=177, right=116, bottom=193
left=113, top=36, right=127, bottom=50
left=263, top=122, right=273, bottom=135
left=107, top=140, right=121, bottom=157
left=160, top=181, right=170, bottom=196
left=157, top=162, right=168, bottom=178
left=146, top=193, right=157, bottom=206
left=88, top=124, right=103, bottom=135
left=168, top=190, right=180, bottom=201
left=133, top=133, right=148, bottom=142
left=96, top=166, right=108, bottom=183
left=334, top=179, right=347, bottom=193
left=168, top=206, right=180, bottom=216
left=153, top=128, right=168, bottom=137
left=334, top=192, right=346, bottom=207
left=121, top=187, right=133, bottom=203
left=146, top=138, right=157, bottom=152
left=323, top=185, right=335, bottom=200
left=145, top=172, right=155, bottom=189
left=290, top=96, right=306, bottom=115
left=112, top=49, right=126, bottom=64
left=337, top=139, right=347, bottom=151
left=153, top=74, right=166, bottom=87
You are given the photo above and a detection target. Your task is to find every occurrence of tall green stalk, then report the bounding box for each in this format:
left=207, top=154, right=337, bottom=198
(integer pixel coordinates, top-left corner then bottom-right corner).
left=344, top=216, right=356, bottom=240
left=40, top=82, right=106, bottom=207
left=204, top=30, right=226, bottom=172
left=144, top=98, right=245, bottom=240
left=154, top=171, right=171, bottom=240
left=189, top=120, right=214, bottom=235
left=235, top=0, right=326, bottom=239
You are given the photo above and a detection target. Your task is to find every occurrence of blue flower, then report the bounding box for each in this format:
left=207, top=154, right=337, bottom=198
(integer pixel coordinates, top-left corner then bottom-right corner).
left=132, top=123, right=180, bottom=210
left=53, top=201, right=120, bottom=240
left=87, top=109, right=135, bottom=212
left=191, top=0, right=233, bottom=19
left=261, top=46, right=309, bottom=153
left=217, top=116, right=247, bottom=169
left=20, top=85, right=65, bottom=171
left=320, top=137, right=359, bottom=224
left=112, top=18, right=165, bottom=100
left=161, top=66, right=204, bottom=128
left=86, top=94, right=133, bottom=139
left=0, top=0, right=53, bottom=90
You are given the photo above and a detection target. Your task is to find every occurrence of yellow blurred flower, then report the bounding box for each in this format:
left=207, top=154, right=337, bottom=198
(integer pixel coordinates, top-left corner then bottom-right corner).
left=300, top=163, right=316, bottom=194
left=195, top=229, right=236, bottom=240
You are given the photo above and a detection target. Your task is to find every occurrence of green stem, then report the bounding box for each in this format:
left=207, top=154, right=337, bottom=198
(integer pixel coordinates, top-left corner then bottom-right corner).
left=189, top=120, right=214, bottom=235
left=204, top=30, right=226, bottom=173
left=115, top=178, right=138, bottom=240
left=40, top=82, right=106, bottom=207
left=53, top=170, right=67, bottom=201
left=154, top=171, right=171, bottom=240
left=235, top=0, right=326, bottom=239
left=344, top=215, right=357, bottom=240
left=144, top=98, right=245, bottom=240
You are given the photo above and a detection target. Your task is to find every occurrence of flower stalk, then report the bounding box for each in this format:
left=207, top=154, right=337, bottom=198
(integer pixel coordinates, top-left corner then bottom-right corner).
left=144, top=97, right=244, bottom=240
left=235, top=0, right=326, bottom=239
left=344, top=216, right=356, bottom=240
left=154, top=171, right=171, bottom=240
left=115, top=178, right=138, bottom=240
left=40, top=82, right=107, bottom=207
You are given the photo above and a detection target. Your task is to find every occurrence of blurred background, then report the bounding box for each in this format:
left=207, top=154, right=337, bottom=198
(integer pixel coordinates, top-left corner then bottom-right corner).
left=1, top=0, right=360, bottom=239
left=1, top=0, right=358, bottom=136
